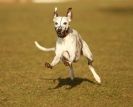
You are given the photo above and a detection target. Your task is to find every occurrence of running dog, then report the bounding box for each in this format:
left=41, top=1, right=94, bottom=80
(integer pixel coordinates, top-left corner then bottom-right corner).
left=34, top=8, right=101, bottom=83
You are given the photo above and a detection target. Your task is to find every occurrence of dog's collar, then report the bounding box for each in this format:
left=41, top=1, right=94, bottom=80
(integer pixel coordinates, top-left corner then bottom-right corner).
left=55, top=27, right=70, bottom=38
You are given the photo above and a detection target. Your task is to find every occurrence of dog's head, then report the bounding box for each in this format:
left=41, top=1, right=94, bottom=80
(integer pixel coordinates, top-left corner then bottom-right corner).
left=53, top=7, right=72, bottom=38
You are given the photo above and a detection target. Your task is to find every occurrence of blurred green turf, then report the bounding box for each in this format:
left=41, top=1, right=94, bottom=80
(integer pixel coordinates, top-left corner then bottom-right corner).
left=0, top=1, right=133, bottom=107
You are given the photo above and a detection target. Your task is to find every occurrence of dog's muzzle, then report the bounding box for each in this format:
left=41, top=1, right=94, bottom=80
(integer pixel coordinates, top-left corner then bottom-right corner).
left=55, top=27, right=70, bottom=38
left=57, top=28, right=62, bottom=34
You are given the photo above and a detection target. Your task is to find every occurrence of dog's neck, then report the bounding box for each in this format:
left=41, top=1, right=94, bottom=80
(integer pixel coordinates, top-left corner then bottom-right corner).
left=55, top=27, right=70, bottom=38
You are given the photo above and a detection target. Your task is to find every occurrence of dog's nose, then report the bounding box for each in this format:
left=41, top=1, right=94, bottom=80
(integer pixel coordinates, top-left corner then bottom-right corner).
left=58, top=28, right=62, bottom=31
left=58, top=26, right=62, bottom=29
left=57, top=27, right=62, bottom=32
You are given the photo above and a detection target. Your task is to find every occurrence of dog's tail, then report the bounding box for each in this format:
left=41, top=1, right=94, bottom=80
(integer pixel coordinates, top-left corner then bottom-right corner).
left=34, top=41, right=55, bottom=52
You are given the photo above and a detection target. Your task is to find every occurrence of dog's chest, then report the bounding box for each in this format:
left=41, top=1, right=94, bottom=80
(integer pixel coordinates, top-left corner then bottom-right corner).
left=56, top=34, right=76, bottom=53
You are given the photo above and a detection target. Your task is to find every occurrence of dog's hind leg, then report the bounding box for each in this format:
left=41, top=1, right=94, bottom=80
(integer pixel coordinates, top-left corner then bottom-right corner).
left=88, top=64, right=101, bottom=83
left=82, top=40, right=101, bottom=83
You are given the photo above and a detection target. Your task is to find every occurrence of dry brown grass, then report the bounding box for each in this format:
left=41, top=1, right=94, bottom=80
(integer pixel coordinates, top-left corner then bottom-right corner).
left=0, top=0, right=133, bottom=107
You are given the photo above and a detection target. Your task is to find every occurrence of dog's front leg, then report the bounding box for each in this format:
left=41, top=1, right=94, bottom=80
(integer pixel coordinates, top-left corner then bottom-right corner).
left=68, top=65, right=74, bottom=80
left=45, top=55, right=60, bottom=69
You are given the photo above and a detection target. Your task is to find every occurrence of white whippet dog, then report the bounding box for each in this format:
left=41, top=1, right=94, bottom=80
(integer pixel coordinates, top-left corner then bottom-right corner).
left=34, top=8, right=101, bottom=83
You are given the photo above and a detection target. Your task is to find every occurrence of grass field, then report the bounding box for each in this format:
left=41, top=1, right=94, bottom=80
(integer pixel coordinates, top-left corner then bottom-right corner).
left=0, top=0, right=133, bottom=107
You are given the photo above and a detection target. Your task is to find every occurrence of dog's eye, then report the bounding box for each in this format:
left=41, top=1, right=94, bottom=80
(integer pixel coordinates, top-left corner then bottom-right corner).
left=63, top=22, right=67, bottom=25
left=55, top=22, right=58, bottom=25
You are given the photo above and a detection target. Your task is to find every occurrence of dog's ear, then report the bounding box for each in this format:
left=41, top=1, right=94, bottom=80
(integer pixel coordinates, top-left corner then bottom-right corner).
left=66, top=8, right=72, bottom=22
left=54, top=7, right=58, bottom=18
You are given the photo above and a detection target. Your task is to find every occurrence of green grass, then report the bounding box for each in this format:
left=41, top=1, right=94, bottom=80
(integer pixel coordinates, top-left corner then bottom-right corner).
left=0, top=1, right=133, bottom=107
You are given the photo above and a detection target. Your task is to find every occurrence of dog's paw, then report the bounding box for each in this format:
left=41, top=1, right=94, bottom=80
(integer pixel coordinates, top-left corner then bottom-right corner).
left=63, top=61, right=70, bottom=66
left=62, top=57, right=70, bottom=66
left=45, top=62, right=52, bottom=69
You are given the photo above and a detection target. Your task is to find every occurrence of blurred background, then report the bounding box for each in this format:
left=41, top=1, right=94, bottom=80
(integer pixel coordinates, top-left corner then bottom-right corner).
left=1, top=0, right=75, bottom=3
left=0, top=0, right=133, bottom=107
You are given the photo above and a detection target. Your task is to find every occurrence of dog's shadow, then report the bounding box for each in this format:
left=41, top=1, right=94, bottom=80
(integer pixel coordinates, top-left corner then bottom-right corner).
left=44, top=77, right=96, bottom=89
